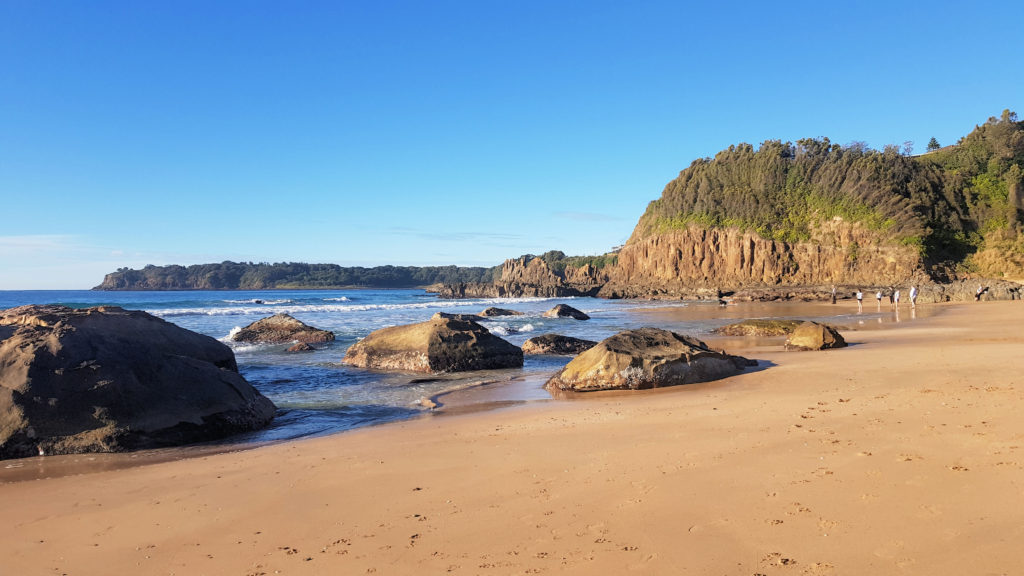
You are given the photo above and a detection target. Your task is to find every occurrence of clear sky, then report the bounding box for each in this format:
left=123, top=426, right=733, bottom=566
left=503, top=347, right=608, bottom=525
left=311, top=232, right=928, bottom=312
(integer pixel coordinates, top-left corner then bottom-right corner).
left=1, top=0, right=1021, bottom=289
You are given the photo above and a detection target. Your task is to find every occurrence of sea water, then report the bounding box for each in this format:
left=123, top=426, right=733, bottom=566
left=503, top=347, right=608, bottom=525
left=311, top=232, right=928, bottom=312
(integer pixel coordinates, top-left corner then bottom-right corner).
left=0, top=289, right=908, bottom=445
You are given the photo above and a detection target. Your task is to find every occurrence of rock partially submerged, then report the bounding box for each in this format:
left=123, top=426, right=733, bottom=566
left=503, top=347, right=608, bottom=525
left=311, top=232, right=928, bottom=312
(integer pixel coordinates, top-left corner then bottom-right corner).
left=343, top=316, right=523, bottom=373
left=543, top=304, right=590, bottom=320
left=431, top=311, right=485, bottom=322
left=479, top=307, right=523, bottom=317
left=286, top=342, right=316, bottom=352
left=231, top=313, right=335, bottom=344
left=785, top=321, right=847, bottom=351
left=713, top=319, right=803, bottom=336
left=546, top=328, right=755, bottom=392
left=0, top=305, right=276, bottom=460
left=521, top=334, right=597, bottom=355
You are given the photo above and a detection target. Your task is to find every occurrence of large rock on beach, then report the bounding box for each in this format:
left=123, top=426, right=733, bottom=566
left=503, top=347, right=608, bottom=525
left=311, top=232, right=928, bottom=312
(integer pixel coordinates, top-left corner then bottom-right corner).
left=0, top=305, right=276, bottom=460
left=479, top=307, right=523, bottom=317
left=343, top=316, right=523, bottom=373
left=521, top=334, right=597, bottom=356
left=546, top=328, right=755, bottom=392
left=543, top=304, right=590, bottom=320
left=713, top=319, right=804, bottom=336
left=784, top=321, right=847, bottom=351
left=231, top=313, right=334, bottom=344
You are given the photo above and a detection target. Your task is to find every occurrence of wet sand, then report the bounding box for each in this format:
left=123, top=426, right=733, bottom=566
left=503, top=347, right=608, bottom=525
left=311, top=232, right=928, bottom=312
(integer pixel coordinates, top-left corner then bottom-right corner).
left=1, top=300, right=1022, bottom=575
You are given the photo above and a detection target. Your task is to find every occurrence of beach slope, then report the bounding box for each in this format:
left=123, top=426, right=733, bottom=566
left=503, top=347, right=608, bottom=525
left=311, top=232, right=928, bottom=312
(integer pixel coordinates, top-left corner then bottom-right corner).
left=1, top=302, right=1022, bottom=575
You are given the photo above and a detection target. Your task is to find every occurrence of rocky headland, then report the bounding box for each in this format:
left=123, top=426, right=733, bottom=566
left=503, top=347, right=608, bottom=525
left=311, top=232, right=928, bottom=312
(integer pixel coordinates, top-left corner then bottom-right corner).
left=96, top=112, right=1024, bottom=302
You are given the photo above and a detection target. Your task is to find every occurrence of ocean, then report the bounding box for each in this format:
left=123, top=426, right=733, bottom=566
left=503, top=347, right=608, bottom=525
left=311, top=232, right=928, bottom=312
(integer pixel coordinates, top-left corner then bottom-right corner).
left=0, top=289, right=906, bottom=446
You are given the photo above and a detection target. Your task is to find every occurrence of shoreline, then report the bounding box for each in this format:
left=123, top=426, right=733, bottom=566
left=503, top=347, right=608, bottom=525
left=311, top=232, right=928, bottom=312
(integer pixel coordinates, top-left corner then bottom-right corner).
left=4, top=301, right=1021, bottom=574
left=1, top=298, right=932, bottom=483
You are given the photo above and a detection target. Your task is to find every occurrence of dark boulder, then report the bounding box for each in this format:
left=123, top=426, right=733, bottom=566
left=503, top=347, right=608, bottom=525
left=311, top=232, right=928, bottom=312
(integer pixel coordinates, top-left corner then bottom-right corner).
left=479, top=307, right=523, bottom=317
left=546, top=328, right=754, bottom=392
left=231, top=313, right=334, bottom=344
left=521, top=334, right=597, bottom=355
left=0, top=305, right=276, bottom=460
left=431, top=311, right=485, bottom=322
left=343, top=316, right=523, bottom=373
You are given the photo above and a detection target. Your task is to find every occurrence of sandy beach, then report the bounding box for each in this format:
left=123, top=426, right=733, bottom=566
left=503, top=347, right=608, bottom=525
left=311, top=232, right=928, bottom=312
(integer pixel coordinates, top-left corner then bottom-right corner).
left=2, top=300, right=1023, bottom=575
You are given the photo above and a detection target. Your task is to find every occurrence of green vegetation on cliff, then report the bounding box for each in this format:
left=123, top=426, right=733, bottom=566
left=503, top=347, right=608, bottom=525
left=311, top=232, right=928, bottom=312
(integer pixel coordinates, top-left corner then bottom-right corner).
left=636, top=110, right=1024, bottom=276
left=523, top=250, right=618, bottom=274
left=95, top=262, right=500, bottom=290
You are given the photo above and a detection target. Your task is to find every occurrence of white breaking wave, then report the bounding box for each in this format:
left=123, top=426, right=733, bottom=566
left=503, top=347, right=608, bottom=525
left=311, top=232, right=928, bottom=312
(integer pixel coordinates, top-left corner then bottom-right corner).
left=519, top=323, right=535, bottom=333
left=324, top=296, right=351, bottom=301
left=148, top=295, right=565, bottom=318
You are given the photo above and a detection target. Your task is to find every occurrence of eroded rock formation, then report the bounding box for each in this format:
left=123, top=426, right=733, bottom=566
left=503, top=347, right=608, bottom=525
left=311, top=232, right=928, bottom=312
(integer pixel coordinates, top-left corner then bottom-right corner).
left=784, top=322, right=848, bottom=351
left=342, top=316, right=523, bottom=373
left=231, top=313, right=335, bottom=344
left=546, top=328, right=755, bottom=392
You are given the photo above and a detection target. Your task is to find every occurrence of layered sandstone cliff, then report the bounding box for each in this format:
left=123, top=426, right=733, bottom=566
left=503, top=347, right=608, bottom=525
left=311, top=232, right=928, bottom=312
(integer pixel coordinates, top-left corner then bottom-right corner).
left=601, top=218, right=922, bottom=297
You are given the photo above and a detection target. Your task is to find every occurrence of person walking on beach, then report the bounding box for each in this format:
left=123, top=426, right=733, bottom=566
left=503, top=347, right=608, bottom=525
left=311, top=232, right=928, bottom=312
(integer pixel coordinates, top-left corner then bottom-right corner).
left=894, top=289, right=901, bottom=307
left=831, top=285, right=837, bottom=305
left=909, top=285, right=918, bottom=308
left=856, top=289, right=863, bottom=312
left=875, top=290, right=883, bottom=311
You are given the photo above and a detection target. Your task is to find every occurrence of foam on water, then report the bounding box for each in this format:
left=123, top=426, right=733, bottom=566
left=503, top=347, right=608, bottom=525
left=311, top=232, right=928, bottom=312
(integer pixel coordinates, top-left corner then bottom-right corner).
left=148, top=295, right=564, bottom=318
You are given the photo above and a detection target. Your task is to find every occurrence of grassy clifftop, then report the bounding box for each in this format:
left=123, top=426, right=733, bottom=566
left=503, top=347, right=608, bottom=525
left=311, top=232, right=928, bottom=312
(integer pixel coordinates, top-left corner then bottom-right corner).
left=634, top=110, right=1024, bottom=278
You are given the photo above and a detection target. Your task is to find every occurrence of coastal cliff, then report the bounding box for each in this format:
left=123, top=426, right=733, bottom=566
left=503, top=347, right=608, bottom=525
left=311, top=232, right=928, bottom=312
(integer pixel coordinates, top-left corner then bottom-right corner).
left=440, top=110, right=1024, bottom=300
left=599, top=219, right=921, bottom=298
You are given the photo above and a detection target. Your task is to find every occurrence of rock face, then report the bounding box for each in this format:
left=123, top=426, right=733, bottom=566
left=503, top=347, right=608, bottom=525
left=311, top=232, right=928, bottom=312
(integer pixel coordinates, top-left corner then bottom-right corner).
left=546, top=328, right=755, bottom=392
left=0, top=305, right=276, bottom=460
left=784, top=322, right=847, bottom=351
left=479, top=307, right=523, bottom=317
left=543, top=304, right=590, bottom=320
left=714, top=319, right=804, bottom=336
left=231, top=313, right=335, bottom=344
left=286, top=342, right=316, bottom=352
left=343, top=317, right=523, bottom=373
left=436, top=256, right=606, bottom=299
left=607, top=222, right=921, bottom=296
left=521, top=334, right=597, bottom=355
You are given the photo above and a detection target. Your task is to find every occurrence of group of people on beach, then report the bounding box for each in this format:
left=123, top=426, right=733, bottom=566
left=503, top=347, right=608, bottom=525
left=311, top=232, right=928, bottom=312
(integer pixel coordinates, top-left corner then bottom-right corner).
left=844, top=285, right=918, bottom=312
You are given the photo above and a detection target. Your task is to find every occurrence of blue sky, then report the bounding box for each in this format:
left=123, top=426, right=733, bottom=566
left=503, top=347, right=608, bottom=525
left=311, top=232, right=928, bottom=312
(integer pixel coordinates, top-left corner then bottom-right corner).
left=1, top=0, right=1021, bottom=289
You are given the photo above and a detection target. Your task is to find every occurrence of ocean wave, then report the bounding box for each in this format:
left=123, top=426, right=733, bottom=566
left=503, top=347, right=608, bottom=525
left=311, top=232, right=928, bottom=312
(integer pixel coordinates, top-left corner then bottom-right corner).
left=223, top=298, right=293, bottom=305
left=324, top=296, right=351, bottom=302
left=148, top=296, right=565, bottom=318
left=488, top=322, right=534, bottom=336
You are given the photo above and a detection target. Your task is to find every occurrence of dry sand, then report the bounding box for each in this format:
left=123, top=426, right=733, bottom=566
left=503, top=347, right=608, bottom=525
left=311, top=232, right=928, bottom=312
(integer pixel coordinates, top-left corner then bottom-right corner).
left=2, top=301, right=1023, bottom=575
